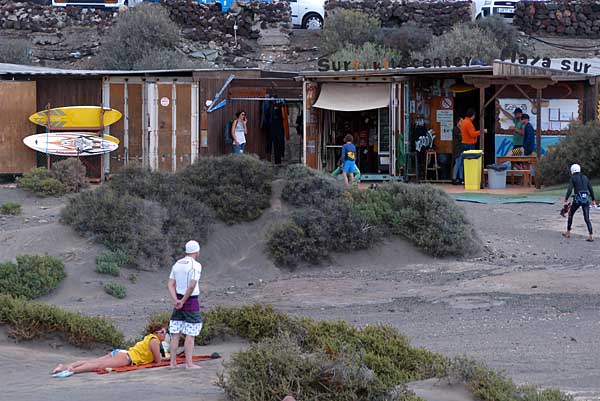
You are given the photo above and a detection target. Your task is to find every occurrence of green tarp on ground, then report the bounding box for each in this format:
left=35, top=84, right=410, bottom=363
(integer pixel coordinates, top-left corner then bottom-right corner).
left=452, top=194, right=557, bottom=204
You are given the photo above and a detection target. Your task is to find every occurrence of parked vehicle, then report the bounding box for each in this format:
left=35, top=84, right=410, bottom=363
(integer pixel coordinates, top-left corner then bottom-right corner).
left=291, top=0, right=325, bottom=29
left=52, top=0, right=126, bottom=6
left=472, top=0, right=520, bottom=22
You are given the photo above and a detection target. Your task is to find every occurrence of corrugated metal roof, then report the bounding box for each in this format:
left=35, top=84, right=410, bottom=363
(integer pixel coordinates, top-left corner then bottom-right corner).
left=300, top=65, right=492, bottom=78
left=0, top=63, right=299, bottom=77
left=494, top=58, right=600, bottom=78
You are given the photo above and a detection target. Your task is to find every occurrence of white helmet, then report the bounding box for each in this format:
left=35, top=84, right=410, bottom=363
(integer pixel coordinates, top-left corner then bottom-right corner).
left=570, top=164, right=581, bottom=175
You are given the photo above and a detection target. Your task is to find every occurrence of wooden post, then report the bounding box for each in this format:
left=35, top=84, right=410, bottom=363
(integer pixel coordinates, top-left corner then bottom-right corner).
left=479, top=86, right=486, bottom=189
left=535, top=87, right=542, bottom=189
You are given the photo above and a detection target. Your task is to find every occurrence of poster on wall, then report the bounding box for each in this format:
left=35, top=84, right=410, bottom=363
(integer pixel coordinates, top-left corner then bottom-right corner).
left=497, top=98, right=579, bottom=131
left=436, top=109, right=453, bottom=141
left=495, top=134, right=565, bottom=157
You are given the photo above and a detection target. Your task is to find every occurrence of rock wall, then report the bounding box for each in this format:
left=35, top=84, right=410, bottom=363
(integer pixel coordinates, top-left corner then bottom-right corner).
left=325, top=0, right=473, bottom=35
left=163, top=0, right=291, bottom=43
left=514, top=1, right=600, bottom=37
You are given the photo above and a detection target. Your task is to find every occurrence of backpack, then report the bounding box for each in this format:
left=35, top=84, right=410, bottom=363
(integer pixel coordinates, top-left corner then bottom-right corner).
left=224, top=120, right=233, bottom=145
left=574, top=174, right=591, bottom=205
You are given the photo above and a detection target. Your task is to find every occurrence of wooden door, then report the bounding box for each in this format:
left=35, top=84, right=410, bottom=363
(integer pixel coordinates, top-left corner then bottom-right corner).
left=0, top=81, right=37, bottom=174
left=429, top=96, right=454, bottom=155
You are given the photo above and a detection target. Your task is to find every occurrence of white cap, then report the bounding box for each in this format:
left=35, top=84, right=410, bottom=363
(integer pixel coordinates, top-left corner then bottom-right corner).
left=570, top=164, right=581, bottom=175
left=185, top=240, right=200, bottom=254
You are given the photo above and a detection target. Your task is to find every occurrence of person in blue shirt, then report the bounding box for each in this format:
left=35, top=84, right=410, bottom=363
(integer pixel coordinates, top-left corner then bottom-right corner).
left=341, top=134, right=357, bottom=186
left=521, top=114, right=536, bottom=156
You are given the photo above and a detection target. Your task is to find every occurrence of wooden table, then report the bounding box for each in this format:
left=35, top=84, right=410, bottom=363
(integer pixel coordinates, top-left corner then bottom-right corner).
left=496, top=156, right=537, bottom=169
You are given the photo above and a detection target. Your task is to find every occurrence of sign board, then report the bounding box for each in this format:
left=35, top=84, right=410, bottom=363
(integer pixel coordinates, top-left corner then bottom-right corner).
left=498, top=98, right=579, bottom=131
left=495, top=134, right=565, bottom=157
left=436, top=109, right=453, bottom=141
left=441, top=97, right=453, bottom=109
left=160, top=97, right=170, bottom=107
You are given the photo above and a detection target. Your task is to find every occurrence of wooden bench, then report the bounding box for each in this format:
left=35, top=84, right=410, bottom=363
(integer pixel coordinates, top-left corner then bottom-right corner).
left=484, top=169, right=531, bottom=187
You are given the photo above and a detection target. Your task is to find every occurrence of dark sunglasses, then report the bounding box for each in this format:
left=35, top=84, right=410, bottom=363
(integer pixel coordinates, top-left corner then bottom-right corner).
left=157, top=329, right=168, bottom=334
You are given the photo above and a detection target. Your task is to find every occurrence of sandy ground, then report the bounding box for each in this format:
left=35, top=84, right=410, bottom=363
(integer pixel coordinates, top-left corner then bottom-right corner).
left=1, top=184, right=600, bottom=400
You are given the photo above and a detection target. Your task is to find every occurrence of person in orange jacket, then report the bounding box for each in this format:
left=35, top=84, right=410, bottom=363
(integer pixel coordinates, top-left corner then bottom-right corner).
left=452, top=108, right=486, bottom=185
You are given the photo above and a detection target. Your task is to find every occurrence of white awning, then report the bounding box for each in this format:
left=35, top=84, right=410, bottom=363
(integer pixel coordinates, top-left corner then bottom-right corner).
left=312, top=83, right=390, bottom=111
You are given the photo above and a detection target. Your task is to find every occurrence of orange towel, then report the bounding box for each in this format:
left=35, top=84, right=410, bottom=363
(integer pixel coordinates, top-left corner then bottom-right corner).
left=95, top=354, right=216, bottom=374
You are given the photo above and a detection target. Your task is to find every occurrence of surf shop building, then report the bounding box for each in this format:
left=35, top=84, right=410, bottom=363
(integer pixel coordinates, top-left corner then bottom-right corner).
left=0, top=63, right=301, bottom=178
left=299, top=58, right=599, bottom=182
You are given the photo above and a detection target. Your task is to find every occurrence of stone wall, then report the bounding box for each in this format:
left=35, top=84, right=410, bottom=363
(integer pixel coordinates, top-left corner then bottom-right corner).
left=514, top=1, right=600, bottom=37
left=163, top=0, right=291, bottom=43
left=324, top=0, right=473, bottom=35
left=0, top=0, right=291, bottom=41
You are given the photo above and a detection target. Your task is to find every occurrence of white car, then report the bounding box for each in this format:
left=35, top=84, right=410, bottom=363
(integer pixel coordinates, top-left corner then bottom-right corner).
left=291, top=0, right=325, bottom=29
left=473, top=0, right=520, bottom=22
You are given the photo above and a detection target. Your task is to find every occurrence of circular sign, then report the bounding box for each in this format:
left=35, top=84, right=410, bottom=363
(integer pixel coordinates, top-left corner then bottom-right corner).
left=441, top=97, right=453, bottom=109
left=160, top=97, right=170, bottom=107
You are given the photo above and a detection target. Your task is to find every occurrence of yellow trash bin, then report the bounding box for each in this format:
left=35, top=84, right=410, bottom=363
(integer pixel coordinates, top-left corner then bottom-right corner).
left=463, top=150, right=483, bottom=191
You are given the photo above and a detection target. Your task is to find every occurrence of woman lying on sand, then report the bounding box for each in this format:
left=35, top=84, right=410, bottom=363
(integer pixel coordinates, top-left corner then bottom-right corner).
left=51, top=324, right=168, bottom=377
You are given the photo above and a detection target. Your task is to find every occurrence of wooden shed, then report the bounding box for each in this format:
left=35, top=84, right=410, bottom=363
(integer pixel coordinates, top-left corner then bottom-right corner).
left=0, top=64, right=301, bottom=176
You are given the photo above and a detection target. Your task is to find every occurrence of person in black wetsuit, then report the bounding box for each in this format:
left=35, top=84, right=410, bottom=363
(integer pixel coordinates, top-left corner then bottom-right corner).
left=563, top=163, right=596, bottom=242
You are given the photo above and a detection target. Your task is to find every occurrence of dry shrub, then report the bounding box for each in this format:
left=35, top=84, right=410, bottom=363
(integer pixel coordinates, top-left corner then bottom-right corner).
left=349, top=183, right=481, bottom=258
left=471, top=15, right=520, bottom=55
left=96, top=3, right=180, bottom=69
left=281, top=164, right=343, bottom=207
left=132, top=48, right=205, bottom=70
left=17, top=167, right=67, bottom=197
left=51, top=158, right=89, bottom=193
left=321, top=9, right=381, bottom=54
left=0, top=39, right=32, bottom=64
left=177, top=154, right=273, bottom=224
left=333, top=42, right=402, bottom=68
left=412, top=23, right=501, bottom=64
left=378, top=22, right=433, bottom=57
left=0, top=255, right=65, bottom=299
left=537, top=122, right=600, bottom=186
left=0, top=294, right=124, bottom=348
left=109, top=166, right=175, bottom=204
left=61, top=187, right=172, bottom=270
left=162, top=193, right=215, bottom=252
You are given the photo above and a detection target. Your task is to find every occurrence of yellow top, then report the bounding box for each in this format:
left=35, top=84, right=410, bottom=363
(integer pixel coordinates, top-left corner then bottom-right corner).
left=127, top=334, right=159, bottom=365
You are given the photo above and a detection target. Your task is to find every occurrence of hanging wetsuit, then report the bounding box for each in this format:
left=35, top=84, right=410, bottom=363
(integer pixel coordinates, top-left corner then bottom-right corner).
left=270, top=103, right=285, bottom=164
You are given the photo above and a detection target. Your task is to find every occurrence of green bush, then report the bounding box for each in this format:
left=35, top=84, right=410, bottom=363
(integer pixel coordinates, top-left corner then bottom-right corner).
left=61, top=187, right=172, bottom=270
left=109, top=166, right=175, bottom=203
left=321, top=9, right=381, bottom=54
left=281, top=164, right=343, bottom=207
left=537, top=122, right=600, bottom=186
left=50, top=158, right=89, bottom=193
left=471, top=15, right=520, bottom=55
left=349, top=184, right=481, bottom=257
left=133, top=48, right=203, bottom=70
left=177, top=154, right=273, bottom=224
left=0, top=255, right=66, bottom=299
left=0, top=294, right=123, bottom=347
left=95, top=250, right=130, bottom=276
left=412, top=23, right=501, bottom=64
left=17, top=168, right=67, bottom=197
left=0, top=39, right=32, bottom=65
left=378, top=23, right=433, bottom=58
left=96, top=4, right=181, bottom=69
left=163, top=193, right=215, bottom=253
left=1, top=202, right=21, bottom=216
left=333, top=42, right=402, bottom=69
left=104, top=282, right=127, bottom=299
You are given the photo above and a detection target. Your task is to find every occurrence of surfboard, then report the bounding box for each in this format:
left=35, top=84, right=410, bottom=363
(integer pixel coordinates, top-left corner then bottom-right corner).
left=23, top=133, right=119, bottom=157
left=29, top=106, right=122, bottom=130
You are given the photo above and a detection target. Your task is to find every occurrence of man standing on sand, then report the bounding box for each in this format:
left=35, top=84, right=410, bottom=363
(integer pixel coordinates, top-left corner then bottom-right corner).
left=452, top=108, right=485, bottom=185
left=168, top=240, right=203, bottom=369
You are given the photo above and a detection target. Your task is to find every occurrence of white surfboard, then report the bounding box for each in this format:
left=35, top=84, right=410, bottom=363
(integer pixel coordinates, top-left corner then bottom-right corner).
left=23, top=133, right=119, bottom=157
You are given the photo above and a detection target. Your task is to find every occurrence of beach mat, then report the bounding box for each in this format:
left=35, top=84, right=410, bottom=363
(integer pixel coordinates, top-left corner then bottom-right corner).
left=95, top=354, right=217, bottom=374
left=452, top=194, right=556, bottom=205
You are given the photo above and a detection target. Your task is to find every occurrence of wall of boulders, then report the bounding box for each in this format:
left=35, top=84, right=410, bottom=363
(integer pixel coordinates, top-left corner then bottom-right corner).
left=325, top=0, right=473, bottom=35
left=163, top=0, right=291, bottom=43
left=0, top=0, right=291, bottom=41
left=514, top=1, right=600, bottom=37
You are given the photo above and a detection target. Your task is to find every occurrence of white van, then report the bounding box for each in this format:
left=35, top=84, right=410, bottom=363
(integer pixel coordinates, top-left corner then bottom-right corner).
left=52, top=0, right=126, bottom=7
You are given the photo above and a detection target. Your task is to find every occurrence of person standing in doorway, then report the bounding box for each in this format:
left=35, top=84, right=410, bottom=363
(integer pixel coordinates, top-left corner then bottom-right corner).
left=451, top=116, right=464, bottom=185
left=521, top=114, right=536, bottom=156
left=231, top=111, right=247, bottom=154
left=341, top=134, right=357, bottom=186
left=563, top=164, right=596, bottom=242
left=452, top=108, right=484, bottom=185
left=168, top=240, right=203, bottom=369
left=500, top=106, right=524, bottom=155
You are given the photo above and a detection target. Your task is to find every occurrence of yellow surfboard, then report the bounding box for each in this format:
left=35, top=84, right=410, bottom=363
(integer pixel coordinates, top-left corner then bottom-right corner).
left=29, top=106, right=122, bottom=130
